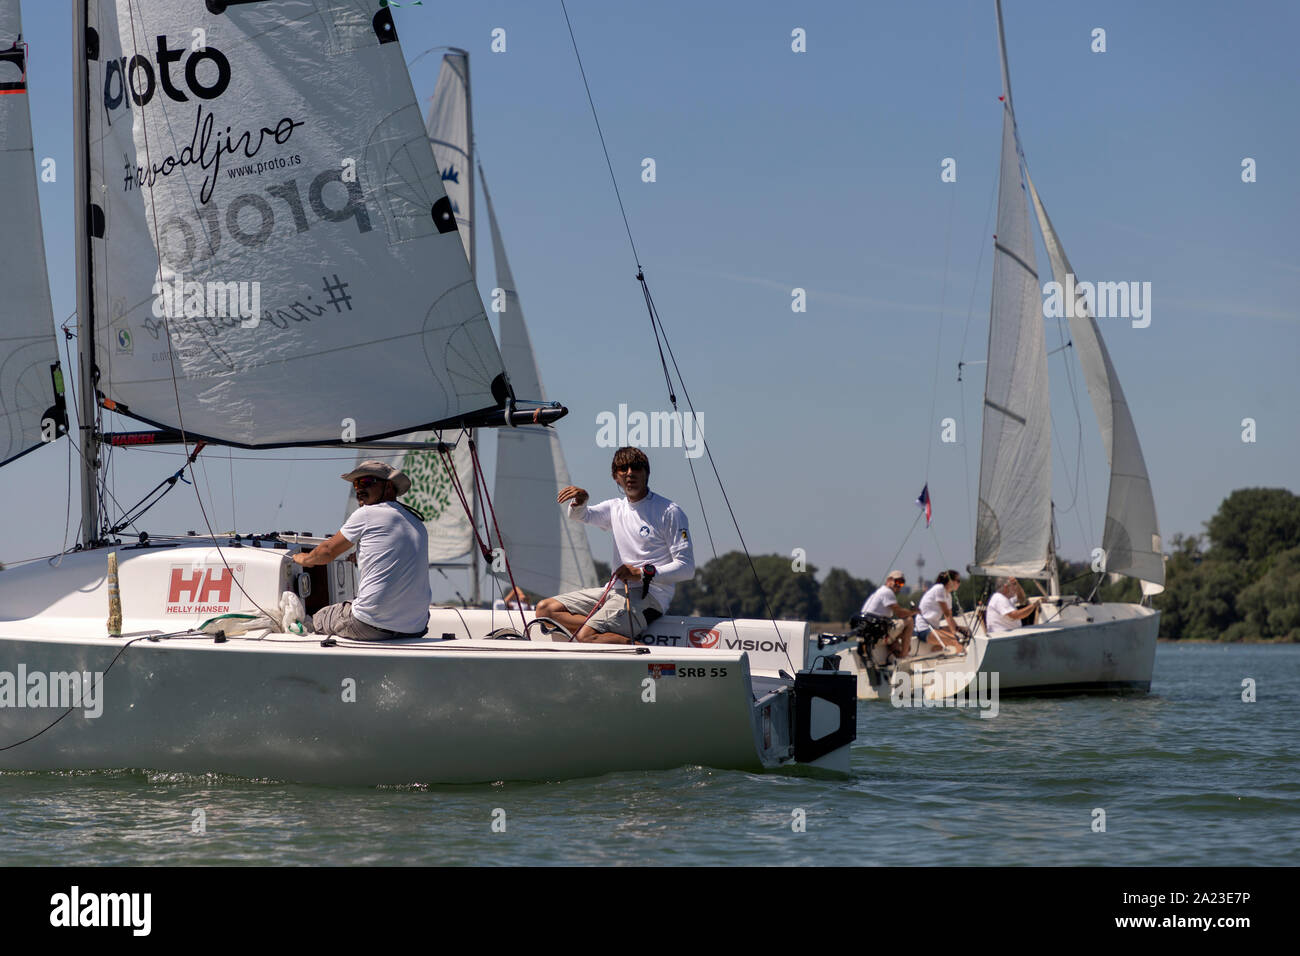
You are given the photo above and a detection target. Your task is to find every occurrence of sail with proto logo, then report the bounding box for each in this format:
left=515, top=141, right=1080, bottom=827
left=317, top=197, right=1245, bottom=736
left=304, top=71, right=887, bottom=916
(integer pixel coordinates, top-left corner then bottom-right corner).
left=86, top=1, right=507, bottom=448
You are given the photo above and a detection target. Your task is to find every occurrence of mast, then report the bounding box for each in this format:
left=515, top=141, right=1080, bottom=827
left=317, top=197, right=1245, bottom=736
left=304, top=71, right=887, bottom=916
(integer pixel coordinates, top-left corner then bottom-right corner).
left=72, top=0, right=99, bottom=546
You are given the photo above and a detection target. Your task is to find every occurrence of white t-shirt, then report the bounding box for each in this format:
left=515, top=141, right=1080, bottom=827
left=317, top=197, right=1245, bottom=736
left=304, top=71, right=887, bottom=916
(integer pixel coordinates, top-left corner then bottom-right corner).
left=860, top=585, right=899, bottom=618
left=569, top=490, right=693, bottom=608
left=986, top=592, right=1021, bottom=633
left=340, top=501, right=432, bottom=633
left=917, top=582, right=951, bottom=632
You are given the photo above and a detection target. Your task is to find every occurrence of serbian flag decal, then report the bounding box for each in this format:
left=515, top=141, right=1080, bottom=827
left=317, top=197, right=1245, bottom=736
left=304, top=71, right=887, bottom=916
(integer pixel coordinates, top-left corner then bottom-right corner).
left=915, top=484, right=932, bottom=527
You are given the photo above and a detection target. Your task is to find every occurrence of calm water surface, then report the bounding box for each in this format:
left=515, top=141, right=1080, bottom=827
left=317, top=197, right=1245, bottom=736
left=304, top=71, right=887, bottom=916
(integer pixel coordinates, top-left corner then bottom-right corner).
left=1, top=643, right=1296, bottom=866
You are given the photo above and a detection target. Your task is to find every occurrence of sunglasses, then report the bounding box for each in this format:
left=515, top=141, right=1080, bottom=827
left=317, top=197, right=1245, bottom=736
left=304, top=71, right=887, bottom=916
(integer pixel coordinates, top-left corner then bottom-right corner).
left=353, top=476, right=383, bottom=490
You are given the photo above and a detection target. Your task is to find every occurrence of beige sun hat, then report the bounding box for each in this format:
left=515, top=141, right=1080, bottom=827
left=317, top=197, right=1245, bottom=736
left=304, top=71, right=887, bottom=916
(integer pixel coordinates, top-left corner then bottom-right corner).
left=341, top=460, right=412, bottom=496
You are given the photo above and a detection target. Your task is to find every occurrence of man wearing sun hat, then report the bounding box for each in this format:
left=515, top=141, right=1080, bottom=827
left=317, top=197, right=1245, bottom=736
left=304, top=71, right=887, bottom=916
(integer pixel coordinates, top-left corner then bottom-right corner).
left=291, top=460, right=432, bottom=640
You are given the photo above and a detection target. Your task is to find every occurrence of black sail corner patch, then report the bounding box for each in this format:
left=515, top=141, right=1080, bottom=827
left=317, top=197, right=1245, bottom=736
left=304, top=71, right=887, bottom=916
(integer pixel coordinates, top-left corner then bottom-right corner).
left=432, top=196, right=458, bottom=235
left=373, top=7, right=398, bottom=43
left=490, top=373, right=512, bottom=408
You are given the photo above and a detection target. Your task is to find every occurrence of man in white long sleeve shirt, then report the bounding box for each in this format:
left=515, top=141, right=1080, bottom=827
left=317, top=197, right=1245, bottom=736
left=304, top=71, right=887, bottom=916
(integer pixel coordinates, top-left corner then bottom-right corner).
left=535, top=447, right=694, bottom=643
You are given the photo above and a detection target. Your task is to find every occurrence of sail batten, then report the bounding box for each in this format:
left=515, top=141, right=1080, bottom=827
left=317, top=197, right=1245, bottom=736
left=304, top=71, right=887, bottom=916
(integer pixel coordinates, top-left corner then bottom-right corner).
left=87, top=2, right=506, bottom=448
left=0, top=4, right=63, bottom=467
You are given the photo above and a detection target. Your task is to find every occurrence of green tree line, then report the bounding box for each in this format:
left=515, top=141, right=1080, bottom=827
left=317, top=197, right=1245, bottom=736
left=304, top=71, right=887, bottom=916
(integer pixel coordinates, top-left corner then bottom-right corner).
left=658, top=488, right=1300, bottom=641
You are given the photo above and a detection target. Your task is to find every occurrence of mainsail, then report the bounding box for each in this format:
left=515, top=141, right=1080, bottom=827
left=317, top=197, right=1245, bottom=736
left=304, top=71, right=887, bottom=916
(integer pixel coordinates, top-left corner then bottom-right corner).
left=0, top=5, right=64, bottom=466
left=1026, top=172, right=1165, bottom=594
left=86, top=2, right=507, bottom=448
left=483, top=167, right=596, bottom=595
left=973, top=0, right=1053, bottom=579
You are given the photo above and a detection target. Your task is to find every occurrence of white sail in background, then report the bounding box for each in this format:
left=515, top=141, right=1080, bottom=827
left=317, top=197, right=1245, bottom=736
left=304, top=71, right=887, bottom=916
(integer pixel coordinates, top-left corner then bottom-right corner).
left=973, top=1, right=1053, bottom=578
left=426, top=51, right=472, bottom=267
left=1026, top=172, right=1164, bottom=594
left=0, top=5, right=63, bottom=466
left=347, top=49, right=478, bottom=565
left=483, top=168, right=596, bottom=596
left=87, top=2, right=506, bottom=448
left=346, top=435, right=476, bottom=563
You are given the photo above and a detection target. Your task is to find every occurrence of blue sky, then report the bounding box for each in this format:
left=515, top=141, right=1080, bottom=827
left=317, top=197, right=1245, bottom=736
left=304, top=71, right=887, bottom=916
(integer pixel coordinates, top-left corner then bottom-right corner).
left=6, top=0, right=1298, bottom=597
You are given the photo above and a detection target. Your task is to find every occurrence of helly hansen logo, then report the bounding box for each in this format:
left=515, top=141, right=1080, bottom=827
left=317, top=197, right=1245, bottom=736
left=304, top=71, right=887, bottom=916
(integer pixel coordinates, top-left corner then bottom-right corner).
left=166, top=566, right=241, bottom=613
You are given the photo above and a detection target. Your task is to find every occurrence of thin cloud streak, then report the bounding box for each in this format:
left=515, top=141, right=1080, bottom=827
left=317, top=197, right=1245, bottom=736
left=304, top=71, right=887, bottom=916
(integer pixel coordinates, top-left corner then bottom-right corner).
left=677, top=268, right=950, bottom=316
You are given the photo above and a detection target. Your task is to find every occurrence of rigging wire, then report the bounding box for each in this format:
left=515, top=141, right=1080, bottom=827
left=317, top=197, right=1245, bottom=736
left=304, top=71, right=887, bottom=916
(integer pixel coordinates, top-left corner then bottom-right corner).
left=882, top=511, right=925, bottom=587
left=0, top=635, right=158, bottom=752
left=559, top=0, right=642, bottom=270
left=51, top=316, right=82, bottom=567
left=468, top=437, right=526, bottom=632
left=114, top=2, right=275, bottom=619
left=562, top=2, right=790, bottom=666
left=921, top=0, right=974, bottom=486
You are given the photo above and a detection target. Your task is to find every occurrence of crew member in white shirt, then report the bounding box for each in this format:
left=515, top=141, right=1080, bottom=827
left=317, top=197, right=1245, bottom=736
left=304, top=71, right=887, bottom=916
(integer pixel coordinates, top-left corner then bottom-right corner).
left=916, top=569, right=967, bottom=654
left=536, top=447, right=694, bottom=643
left=859, top=570, right=917, bottom=659
left=985, top=577, right=1040, bottom=633
left=293, top=460, right=432, bottom=640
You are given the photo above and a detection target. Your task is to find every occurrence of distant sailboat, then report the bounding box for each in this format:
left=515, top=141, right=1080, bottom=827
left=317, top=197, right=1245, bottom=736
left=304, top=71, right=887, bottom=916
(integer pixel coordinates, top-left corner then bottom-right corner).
left=836, top=0, right=1162, bottom=700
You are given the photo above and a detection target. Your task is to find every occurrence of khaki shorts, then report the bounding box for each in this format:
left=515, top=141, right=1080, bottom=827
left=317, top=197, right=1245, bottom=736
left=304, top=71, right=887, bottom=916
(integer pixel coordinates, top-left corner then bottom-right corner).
left=313, top=602, right=427, bottom=641
left=552, top=586, right=662, bottom=638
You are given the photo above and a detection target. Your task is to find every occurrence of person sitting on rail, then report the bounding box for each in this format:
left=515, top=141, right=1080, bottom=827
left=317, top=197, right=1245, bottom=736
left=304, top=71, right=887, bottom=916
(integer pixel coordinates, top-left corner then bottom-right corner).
left=535, top=447, right=693, bottom=644
left=859, top=570, right=917, bottom=659
left=915, top=569, right=968, bottom=654
left=292, top=461, right=431, bottom=640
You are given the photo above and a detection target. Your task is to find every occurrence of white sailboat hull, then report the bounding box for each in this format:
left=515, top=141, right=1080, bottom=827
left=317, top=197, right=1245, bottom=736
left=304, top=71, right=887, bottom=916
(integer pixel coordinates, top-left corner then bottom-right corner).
left=0, top=545, right=852, bottom=783
left=0, top=633, right=775, bottom=784
left=822, top=602, right=1159, bottom=701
